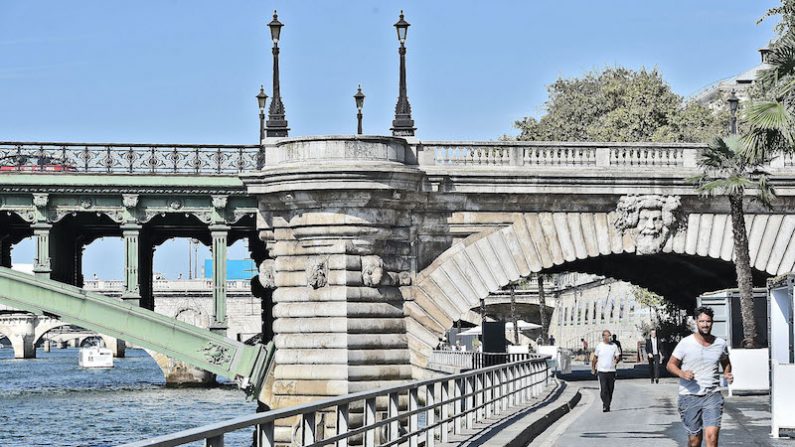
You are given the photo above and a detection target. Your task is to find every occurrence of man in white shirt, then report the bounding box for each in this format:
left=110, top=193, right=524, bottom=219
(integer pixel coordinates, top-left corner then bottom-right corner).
left=591, top=329, right=621, bottom=412
left=667, top=306, right=733, bottom=447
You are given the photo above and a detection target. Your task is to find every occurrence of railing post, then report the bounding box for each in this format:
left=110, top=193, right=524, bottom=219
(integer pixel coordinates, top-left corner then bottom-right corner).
left=485, top=370, right=493, bottom=418
left=465, top=375, right=474, bottom=429
left=511, top=146, right=522, bottom=166
left=388, top=392, right=400, bottom=442
left=409, top=388, right=419, bottom=447
left=336, top=404, right=349, bottom=447
left=426, top=384, right=436, bottom=447
left=508, top=365, right=515, bottom=407
left=501, top=367, right=509, bottom=412
left=475, top=373, right=484, bottom=421
left=364, top=397, right=376, bottom=447
left=205, top=435, right=224, bottom=447
left=441, top=380, right=450, bottom=442
left=256, top=422, right=274, bottom=447
left=302, top=412, right=316, bottom=445
left=454, top=378, right=463, bottom=434
left=595, top=147, right=610, bottom=167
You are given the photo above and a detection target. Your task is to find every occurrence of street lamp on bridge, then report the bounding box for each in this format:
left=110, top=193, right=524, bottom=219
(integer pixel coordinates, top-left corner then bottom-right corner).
left=391, top=11, right=416, bottom=137
left=354, top=85, right=365, bottom=135
left=266, top=11, right=289, bottom=138
left=728, top=89, right=739, bottom=135
left=256, top=86, right=268, bottom=169
left=256, top=86, right=268, bottom=142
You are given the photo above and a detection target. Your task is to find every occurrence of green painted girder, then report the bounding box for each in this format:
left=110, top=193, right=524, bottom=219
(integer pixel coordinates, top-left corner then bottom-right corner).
left=0, top=267, right=273, bottom=398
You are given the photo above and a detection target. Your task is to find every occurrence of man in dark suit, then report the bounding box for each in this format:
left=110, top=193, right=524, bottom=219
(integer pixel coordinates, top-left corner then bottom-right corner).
left=645, top=329, right=663, bottom=383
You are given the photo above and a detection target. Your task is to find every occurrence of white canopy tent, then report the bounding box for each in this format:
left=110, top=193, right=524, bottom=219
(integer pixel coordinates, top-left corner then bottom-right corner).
left=458, top=320, right=541, bottom=336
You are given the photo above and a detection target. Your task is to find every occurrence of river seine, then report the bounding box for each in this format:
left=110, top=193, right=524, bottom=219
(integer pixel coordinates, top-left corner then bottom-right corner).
left=0, top=347, right=257, bottom=446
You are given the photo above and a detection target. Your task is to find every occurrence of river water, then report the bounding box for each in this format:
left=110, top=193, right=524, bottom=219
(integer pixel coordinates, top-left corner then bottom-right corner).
left=0, top=347, right=257, bottom=446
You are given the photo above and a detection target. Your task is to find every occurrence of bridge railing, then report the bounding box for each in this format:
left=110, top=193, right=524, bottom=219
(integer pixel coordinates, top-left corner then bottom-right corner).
left=428, top=350, right=543, bottom=370
left=119, top=354, right=551, bottom=447
left=0, top=142, right=260, bottom=174
left=421, top=141, right=706, bottom=168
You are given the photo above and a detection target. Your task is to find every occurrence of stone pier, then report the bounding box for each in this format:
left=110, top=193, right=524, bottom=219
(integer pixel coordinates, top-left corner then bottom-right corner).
left=244, top=136, right=425, bottom=439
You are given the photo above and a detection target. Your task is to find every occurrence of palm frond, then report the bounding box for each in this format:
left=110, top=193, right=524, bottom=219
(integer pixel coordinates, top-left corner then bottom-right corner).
left=754, top=174, right=777, bottom=209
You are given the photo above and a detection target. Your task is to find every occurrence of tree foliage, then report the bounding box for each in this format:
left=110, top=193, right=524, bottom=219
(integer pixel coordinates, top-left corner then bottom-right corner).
left=514, top=67, right=726, bottom=142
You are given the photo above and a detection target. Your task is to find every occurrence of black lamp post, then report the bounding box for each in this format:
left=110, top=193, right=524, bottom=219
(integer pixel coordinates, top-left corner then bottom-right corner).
left=256, top=86, right=268, bottom=168
left=391, top=11, right=415, bottom=137
left=257, top=86, right=268, bottom=142
left=354, top=85, right=365, bottom=135
left=266, top=11, right=289, bottom=137
left=728, top=89, right=739, bottom=135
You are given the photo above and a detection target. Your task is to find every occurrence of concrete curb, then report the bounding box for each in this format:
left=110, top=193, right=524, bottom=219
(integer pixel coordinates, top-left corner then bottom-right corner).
left=496, top=381, right=582, bottom=447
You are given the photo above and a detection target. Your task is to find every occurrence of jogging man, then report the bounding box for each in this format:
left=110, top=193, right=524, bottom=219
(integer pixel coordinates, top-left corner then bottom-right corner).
left=667, top=306, right=733, bottom=447
left=591, top=329, right=621, bottom=412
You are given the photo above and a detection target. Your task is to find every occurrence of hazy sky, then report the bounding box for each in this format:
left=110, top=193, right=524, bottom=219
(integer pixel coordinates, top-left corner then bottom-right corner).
left=0, top=1, right=781, bottom=278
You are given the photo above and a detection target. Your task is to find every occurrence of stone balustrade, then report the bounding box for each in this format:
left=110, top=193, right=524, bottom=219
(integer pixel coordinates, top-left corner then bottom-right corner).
left=422, top=141, right=702, bottom=168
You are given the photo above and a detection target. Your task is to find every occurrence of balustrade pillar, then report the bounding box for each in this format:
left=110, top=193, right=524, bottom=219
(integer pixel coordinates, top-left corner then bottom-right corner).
left=210, top=227, right=229, bottom=334
left=32, top=223, right=52, bottom=279
left=121, top=225, right=142, bottom=307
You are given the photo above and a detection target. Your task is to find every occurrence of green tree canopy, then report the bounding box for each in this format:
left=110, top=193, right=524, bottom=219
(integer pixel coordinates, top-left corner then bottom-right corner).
left=514, top=67, right=726, bottom=143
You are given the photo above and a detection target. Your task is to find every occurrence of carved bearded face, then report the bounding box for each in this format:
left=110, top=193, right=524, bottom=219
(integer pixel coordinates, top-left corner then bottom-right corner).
left=636, top=208, right=668, bottom=255
left=614, top=195, right=682, bottom=256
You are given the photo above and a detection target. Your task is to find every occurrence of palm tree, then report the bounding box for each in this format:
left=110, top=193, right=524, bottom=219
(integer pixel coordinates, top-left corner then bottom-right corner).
left=691, top=136, right=775, bottom=348
left=744, top=33, right=795, bottom=161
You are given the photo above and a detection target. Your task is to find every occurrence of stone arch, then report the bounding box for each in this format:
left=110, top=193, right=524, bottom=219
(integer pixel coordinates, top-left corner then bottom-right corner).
left=409, top=212, right=795, bottom=367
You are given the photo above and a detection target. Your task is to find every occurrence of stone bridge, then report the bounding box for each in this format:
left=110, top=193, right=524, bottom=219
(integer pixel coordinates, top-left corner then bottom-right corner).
left=4, top=136, right=795, bottom=409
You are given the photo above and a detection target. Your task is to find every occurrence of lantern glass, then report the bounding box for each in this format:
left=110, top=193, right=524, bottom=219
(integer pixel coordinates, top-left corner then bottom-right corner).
left=394, top=11, right=409, bottom=43
left=257, top=86, right=268, bottom=111
left=269, top=12, right=283, bottom=44
left=354, top=86, right=365, bottom=111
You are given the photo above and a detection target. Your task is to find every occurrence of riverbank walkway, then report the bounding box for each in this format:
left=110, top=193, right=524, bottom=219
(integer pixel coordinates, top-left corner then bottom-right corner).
left=449, top=364, right=793, bottom=446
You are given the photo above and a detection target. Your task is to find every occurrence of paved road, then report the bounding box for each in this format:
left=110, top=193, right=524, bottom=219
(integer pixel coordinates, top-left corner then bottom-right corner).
left=532, top=375, right=789, bottom=447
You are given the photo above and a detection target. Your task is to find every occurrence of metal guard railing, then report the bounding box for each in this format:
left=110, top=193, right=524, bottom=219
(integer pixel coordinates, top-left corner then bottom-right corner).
left=428, top=350, right=543, bottom=370
left=119, top=354, right=551, bottom=447
left=0, top=142, right=261, bottom=175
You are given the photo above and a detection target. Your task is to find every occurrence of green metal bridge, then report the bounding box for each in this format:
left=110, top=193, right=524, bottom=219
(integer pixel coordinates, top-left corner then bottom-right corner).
left=0, top=266, right=273, bottom=397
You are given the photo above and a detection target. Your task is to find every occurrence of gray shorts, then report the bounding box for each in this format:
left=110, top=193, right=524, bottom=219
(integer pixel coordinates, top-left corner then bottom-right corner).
left=677, top=392, right=724, bottom=436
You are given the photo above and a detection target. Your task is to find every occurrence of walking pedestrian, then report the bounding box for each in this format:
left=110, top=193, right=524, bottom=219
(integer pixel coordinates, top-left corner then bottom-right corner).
left=611, top=334, right=623, bottom=360
left=667, top=306, right=733, bottom=447
left=645, top=329, right=663, bottom=383
left=580, top=338, right=589, bottom=363
left=591, top=329, right=621, bottom=412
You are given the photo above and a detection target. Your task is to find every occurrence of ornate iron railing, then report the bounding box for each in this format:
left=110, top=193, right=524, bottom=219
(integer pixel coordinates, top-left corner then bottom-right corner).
left=0, top=142, right=261, bottom=174
left=119, top=354, right=551, bottom=447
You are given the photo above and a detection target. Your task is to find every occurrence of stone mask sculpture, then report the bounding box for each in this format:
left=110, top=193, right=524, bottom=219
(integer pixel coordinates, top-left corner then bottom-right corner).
left=361, top=255, right=384, bottom=287
left=306, top=257, right=328, bottom=289
left=614, top=195, right=682, bottom=255
left=258, top=259, right=276, bottom=289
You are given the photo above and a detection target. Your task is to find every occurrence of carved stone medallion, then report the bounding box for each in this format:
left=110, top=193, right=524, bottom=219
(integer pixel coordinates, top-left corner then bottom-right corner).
left=613, top=195, right=683, bottom=255
left=305, top=257, right=328, bottom=289
left=200, top=342, right=232, bottom=365
left=258, top=259, right=276, bottom=289
left=122, top=194, right=139, bottom=209
left=361, top=255, right=384, bottom=287
left=32, top=193, right=49, bottom=208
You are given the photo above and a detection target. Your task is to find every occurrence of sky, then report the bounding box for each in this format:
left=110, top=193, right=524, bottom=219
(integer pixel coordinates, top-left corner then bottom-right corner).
left=0, top=1, right=782, bottom=278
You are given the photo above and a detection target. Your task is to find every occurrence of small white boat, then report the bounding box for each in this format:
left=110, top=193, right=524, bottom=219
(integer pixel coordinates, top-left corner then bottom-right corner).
left=78, top=346, right=114, bottom=368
